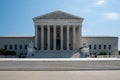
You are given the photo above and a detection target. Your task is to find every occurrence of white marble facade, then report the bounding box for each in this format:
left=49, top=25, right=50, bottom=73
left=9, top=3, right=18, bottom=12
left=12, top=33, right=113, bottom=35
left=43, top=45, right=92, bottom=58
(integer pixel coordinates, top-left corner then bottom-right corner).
left=81, top=36, right=118, bottom=55
left=0, top=10, right=118, bottom=58
left=33, top=11, right=83, bottom=51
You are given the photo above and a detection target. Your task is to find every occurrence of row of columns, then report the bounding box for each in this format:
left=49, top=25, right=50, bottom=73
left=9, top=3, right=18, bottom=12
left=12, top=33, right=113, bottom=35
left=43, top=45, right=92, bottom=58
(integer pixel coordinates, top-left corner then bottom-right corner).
left=36, top=25, right=77, bottom=50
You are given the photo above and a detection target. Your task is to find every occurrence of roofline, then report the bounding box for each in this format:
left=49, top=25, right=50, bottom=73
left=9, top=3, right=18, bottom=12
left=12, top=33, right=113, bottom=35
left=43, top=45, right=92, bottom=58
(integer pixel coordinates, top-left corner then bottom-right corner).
left=82, top=36, right=118, bottom=38
left=33, top=10, right=84, bottom=20
left=0, top=36, right=35, bottom=38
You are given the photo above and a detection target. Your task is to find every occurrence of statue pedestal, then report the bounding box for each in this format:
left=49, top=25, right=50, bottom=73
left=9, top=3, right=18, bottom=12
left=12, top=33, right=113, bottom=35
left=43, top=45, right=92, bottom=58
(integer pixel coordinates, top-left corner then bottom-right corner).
left=81, top=47, right=89, bottom=57
left=80, top=43, right=89, bottom=57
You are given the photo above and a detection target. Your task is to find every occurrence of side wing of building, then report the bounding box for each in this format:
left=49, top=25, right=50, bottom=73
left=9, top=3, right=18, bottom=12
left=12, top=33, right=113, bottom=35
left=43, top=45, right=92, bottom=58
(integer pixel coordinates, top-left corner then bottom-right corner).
left=81, top=36, right=118, bottom=55
left=0, top=36, right=34, bottom=57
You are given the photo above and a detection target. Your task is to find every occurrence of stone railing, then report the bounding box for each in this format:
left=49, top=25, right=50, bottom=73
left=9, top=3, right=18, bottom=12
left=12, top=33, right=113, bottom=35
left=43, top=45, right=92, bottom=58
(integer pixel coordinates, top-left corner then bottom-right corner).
left=89, top=55, right=120, bottom=58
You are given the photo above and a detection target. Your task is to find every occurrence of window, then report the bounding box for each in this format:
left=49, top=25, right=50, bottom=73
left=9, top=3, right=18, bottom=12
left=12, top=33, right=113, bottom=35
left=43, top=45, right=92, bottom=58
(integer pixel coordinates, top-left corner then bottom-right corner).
left=109, top=52, right=111, bottom=55
left=20, top=53, right=22, bottom=55
left=89, top=45, right=91, bottom=49
left=104, top=45, right=106, bottom=49
left=108, top=45, right=111, bottom=49
left=25, top=52, right=27, bottom=55
left=90, top=53, right=92, bottom=55
left=25, top=45, right=27, bottom=50
left=94, top=53, right=96, bottom=55
left=99, top=45, right=101, bottom=49
left=10, top=45, right=12, bottom=49
left=20, top=45, right=22, bottom=49
left=94, top=45, right=96, bottom=49
left=32, top=54, right=34, bottom=56
left=4, top=45, right=7, bottom=49
left=14, top=45, right=17, bottom=49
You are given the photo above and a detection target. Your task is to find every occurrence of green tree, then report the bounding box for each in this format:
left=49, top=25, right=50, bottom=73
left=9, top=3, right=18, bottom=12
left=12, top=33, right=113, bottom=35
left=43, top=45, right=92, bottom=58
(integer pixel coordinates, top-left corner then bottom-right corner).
left=98, top=51, right=107, bottom=55
left=0, top=49, right=16, bottom=55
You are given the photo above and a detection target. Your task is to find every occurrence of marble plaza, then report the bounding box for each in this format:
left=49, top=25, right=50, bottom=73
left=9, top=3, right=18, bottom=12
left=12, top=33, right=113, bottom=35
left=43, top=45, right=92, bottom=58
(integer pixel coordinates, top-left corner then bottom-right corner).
left=0, top=58, right=120, bottom=70
left=0, top=71, right=120, bottom=80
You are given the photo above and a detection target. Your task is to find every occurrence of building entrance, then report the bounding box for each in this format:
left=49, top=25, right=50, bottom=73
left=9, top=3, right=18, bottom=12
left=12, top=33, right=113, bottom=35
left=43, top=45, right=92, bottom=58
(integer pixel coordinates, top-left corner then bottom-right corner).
left=56, top=39, right=60, bottom=50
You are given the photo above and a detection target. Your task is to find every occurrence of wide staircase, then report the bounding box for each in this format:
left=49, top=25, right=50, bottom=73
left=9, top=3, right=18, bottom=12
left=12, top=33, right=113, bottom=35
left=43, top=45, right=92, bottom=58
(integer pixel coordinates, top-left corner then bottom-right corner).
left=30, top=50, right=81, bottom=58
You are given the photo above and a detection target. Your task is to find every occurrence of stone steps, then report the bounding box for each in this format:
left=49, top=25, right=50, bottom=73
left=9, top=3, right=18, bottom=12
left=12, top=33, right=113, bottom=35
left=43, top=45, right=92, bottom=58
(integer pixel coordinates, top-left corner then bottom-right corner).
left=29, top=50, right=80, bottom=58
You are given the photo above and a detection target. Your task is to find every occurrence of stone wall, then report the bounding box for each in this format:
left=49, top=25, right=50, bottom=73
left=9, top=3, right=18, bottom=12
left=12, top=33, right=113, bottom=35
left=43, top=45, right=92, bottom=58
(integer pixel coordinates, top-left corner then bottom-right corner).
left=81, top=36, right=118, bottom=55
left=0, top=36, right=34, bottom=56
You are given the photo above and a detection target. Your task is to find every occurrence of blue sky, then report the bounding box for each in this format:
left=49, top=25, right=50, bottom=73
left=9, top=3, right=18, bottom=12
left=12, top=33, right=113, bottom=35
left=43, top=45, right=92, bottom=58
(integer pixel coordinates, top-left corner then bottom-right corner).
left=0, top=0, right=120, bottom=50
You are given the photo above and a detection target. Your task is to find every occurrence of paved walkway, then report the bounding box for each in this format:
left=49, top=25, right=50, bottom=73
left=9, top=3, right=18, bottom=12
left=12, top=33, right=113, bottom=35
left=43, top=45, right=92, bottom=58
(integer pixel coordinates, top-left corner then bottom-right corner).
left=0, top=58, right=120, bottom=70
left=0, top=71, right=120, bottom=80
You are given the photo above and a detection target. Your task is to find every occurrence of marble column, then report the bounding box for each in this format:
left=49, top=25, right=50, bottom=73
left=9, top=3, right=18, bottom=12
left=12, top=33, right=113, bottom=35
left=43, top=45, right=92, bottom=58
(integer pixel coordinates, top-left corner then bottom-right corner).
left=67, top=26, right=69, bottom=50
left=35, top=25, right=38, bottom=49
left=79, top=25, right=81, bottom=48
left=47, top=26, right=50, bottom=50
left=73, top=26, right=76, bottom=50
left=53, top=26, right=56, bottom=50
left=60, top=26, right=63, bottom=50
left=41, top=26, right=44, bottom=50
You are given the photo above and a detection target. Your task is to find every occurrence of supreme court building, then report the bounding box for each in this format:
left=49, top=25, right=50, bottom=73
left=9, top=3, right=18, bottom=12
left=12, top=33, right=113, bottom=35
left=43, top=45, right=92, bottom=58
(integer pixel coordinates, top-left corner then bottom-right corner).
left=0, top=10, right=118, bottom=58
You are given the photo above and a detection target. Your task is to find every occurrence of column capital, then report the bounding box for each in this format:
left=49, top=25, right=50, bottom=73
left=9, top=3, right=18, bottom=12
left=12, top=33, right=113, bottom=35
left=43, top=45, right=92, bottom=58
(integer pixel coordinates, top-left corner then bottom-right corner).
left=47, top=26, right=50, bottom=30
left=67, top=26, right=69, bottom=30
left=60, top=26, right=63, bottom=29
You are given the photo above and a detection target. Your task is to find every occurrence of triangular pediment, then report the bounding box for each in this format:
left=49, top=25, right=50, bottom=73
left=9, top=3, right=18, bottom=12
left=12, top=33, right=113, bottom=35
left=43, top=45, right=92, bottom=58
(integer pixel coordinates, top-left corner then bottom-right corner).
left=33, top=10, right=83, bottom=20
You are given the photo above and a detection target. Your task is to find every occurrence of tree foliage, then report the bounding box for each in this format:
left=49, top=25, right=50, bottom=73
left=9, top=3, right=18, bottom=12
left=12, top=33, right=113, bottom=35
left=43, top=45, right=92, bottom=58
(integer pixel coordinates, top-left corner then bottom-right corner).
left=98, top=51, right=107, bottom=55
left=0, top=49, right=16, bottom=55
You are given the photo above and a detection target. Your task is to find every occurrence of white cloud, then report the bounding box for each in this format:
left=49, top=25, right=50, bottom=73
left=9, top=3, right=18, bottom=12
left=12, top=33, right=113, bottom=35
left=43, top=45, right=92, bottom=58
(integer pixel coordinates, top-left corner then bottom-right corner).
left=97, top=0, right=105, bottom=5
left=103, top=12, right=120, bottom=20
